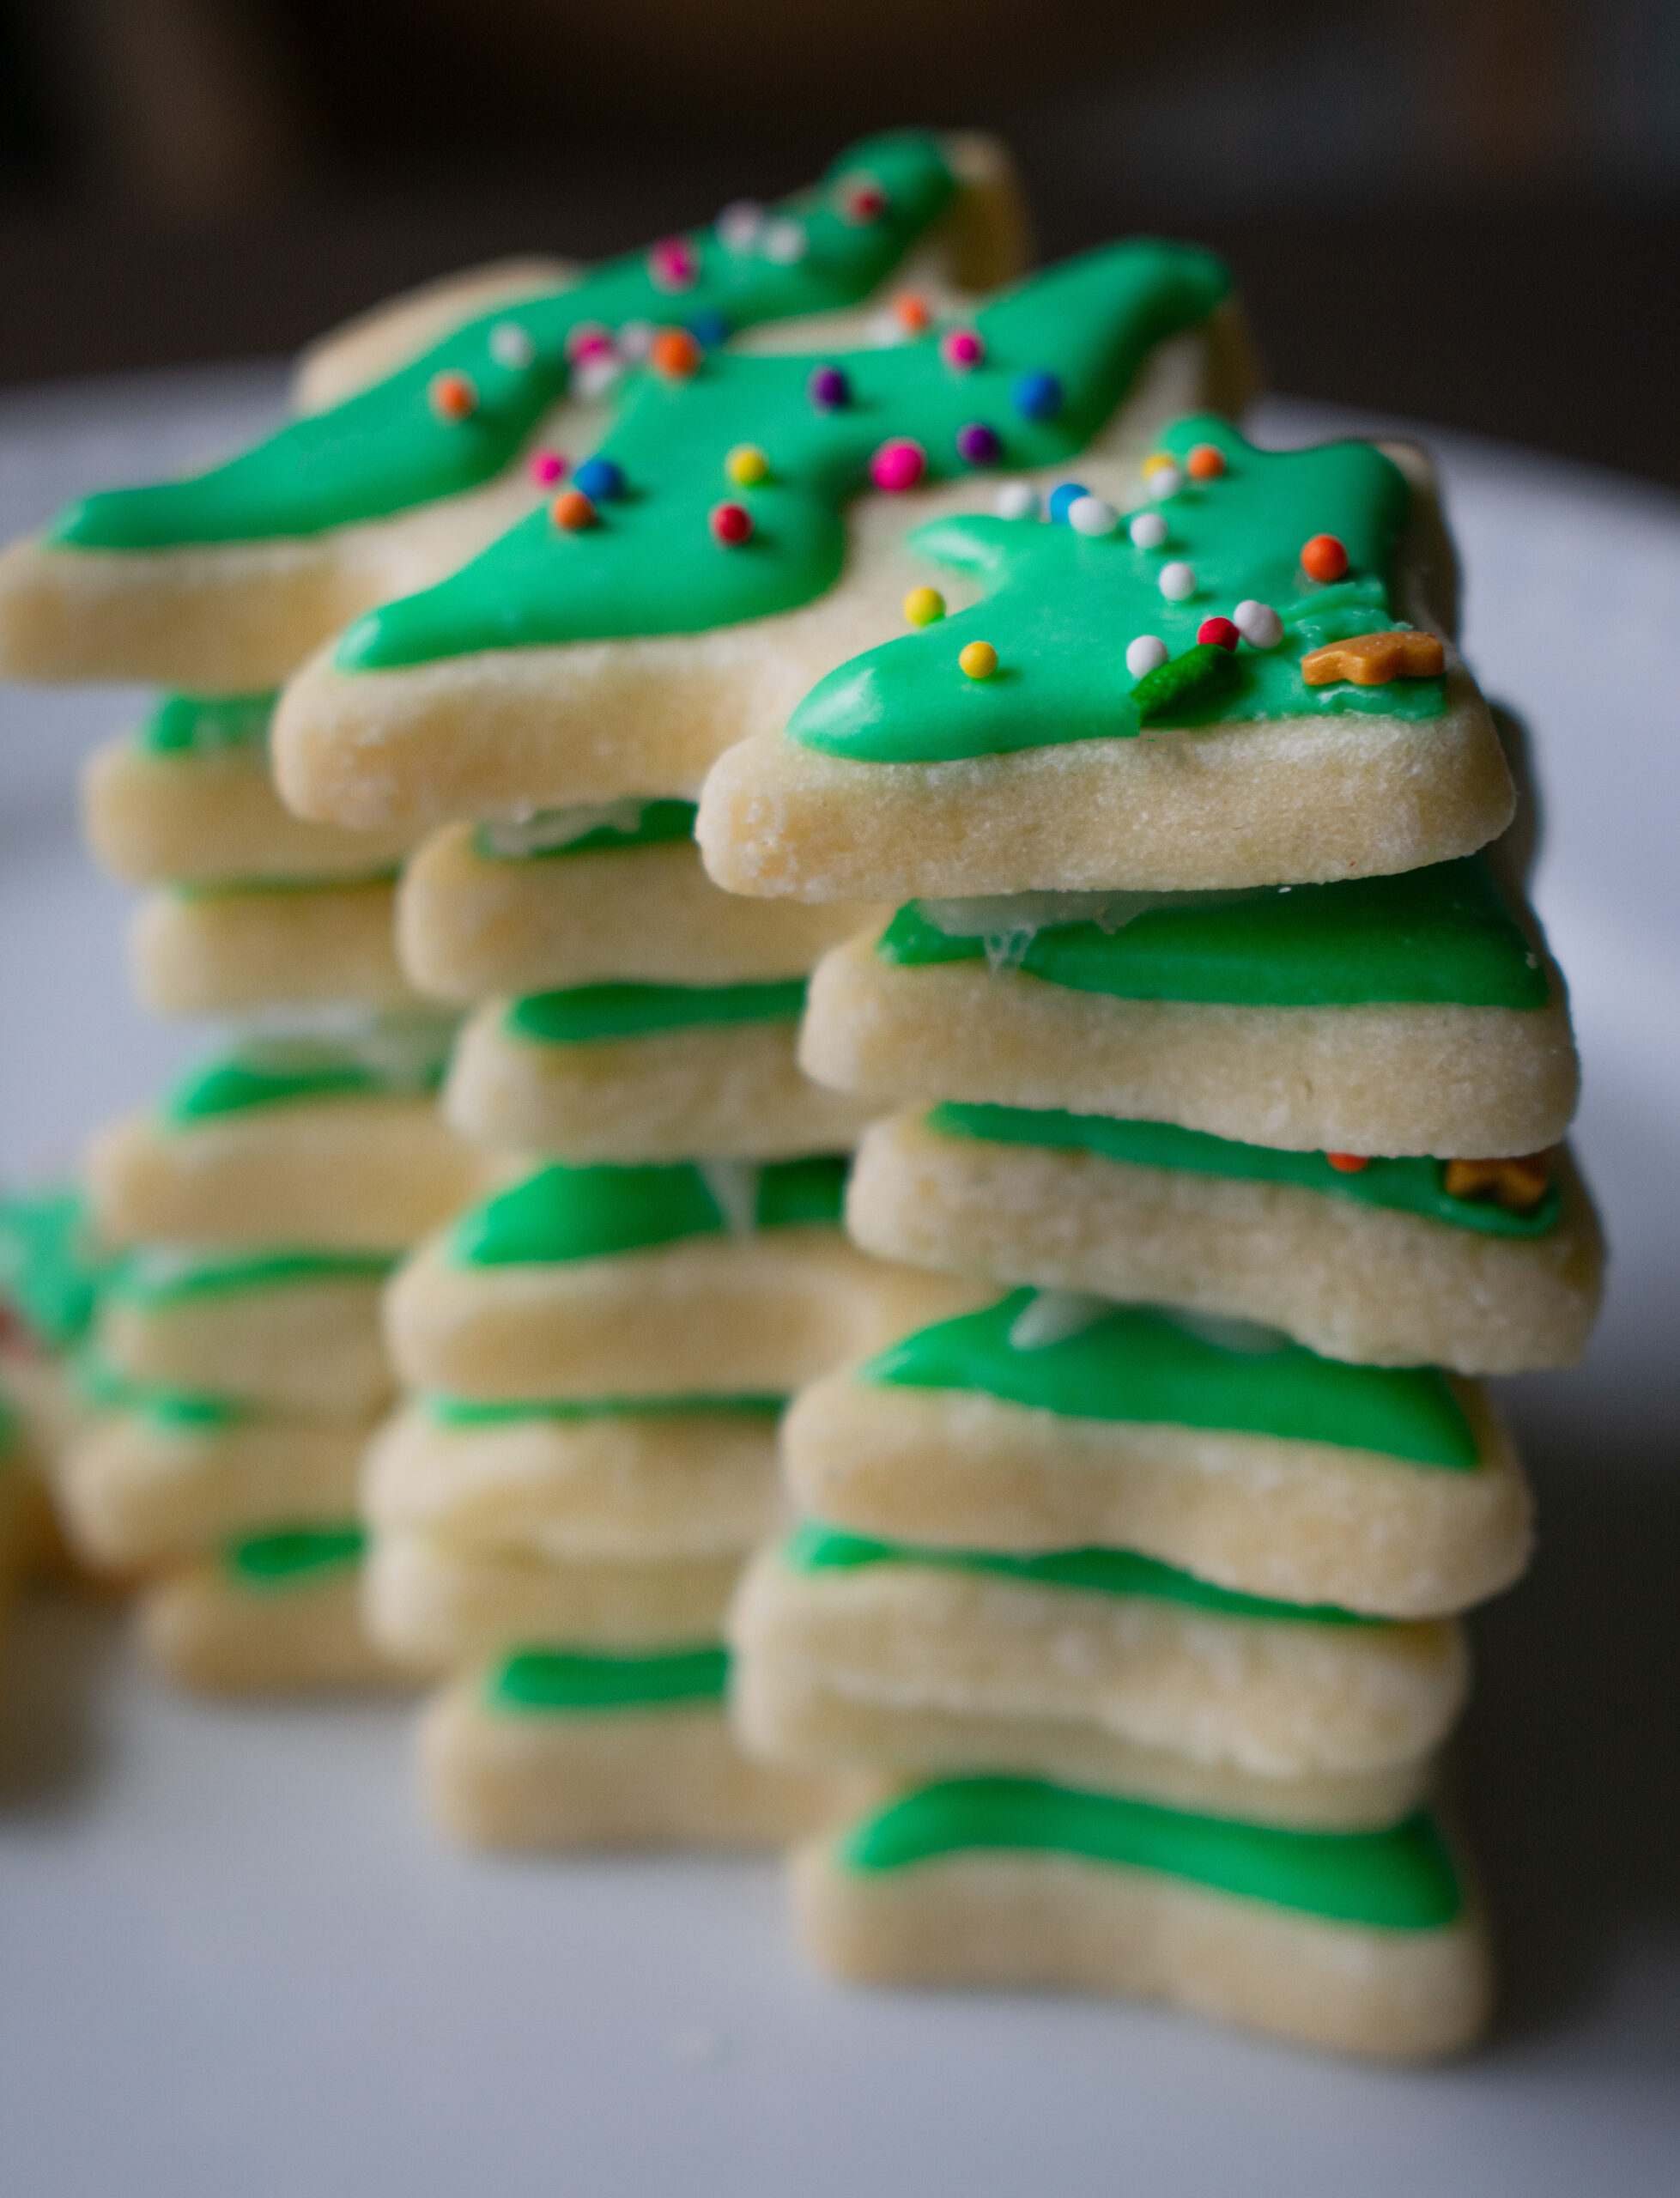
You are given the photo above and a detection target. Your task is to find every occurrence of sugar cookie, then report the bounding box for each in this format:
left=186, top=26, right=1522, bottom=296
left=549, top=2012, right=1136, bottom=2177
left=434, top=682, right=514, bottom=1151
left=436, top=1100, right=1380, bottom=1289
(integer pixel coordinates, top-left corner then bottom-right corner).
left=846, top=1108, right=1603, bottom=1374
left=140, top=1525, right=410, bottom=1693
left=800, top=857, right=1578, bottom=1158
left=97, top=1248, right=393, bottom=1415
left=791, top=1779, right=1488, bottom=2060
left=444, top=983, right=876, bottom=1160
left=729, top=1529, right=1467, bottom=1792
left=699, top=421, right=1513, bottom=902
left=130, top=877, right=419, bottom=1018
left=86, top=1024, right=489, bottom=1251
left=421, top=1647, right=865, bottom=1850
left=268, top=246, right=1253, bottom=834
left=365, top=1530, right=743, bottom=1669
left=83, top=692, right=415, bottom=887
left=784, top=1292, right=1530, bottom=1617
left=386, top=1157, right=982, bottom=1401
left=363, top=1395, right=781, bottom=1562
left=0, top=134, right=1027, bottom=690
left=397, top=800, right=881, bottom=1003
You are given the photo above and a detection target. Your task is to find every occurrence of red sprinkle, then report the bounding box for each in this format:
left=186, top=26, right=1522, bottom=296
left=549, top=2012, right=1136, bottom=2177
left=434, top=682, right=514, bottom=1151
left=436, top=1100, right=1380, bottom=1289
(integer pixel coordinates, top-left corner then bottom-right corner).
left=1301, top=533, right=1349, bottom=582
left=1198, top=616, right=1240, bottom=651
left=1326, top=1152, right=1371, bottom=1173
left=710, top=501, right=754, bottom=546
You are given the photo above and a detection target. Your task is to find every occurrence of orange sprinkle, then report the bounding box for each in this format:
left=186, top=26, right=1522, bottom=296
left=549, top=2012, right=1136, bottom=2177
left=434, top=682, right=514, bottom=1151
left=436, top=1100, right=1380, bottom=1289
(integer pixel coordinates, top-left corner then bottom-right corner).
left=894, top=291, right=933, bottom=335
left=1301, top=629, right=1446, bottom=687
left=1325, top=1152, right=1370, bottom=1173
left=1301, top=532, right=1349, bottom=582
left=428, top=370, right=477, bottom=421
left=1443, top=1153, right=1552, bottom=1214
left=650, top=328, right=702, bottom=379
left=1186, top=443, right=1227, bottom=481
left=550, top=488, right=597, bottom=531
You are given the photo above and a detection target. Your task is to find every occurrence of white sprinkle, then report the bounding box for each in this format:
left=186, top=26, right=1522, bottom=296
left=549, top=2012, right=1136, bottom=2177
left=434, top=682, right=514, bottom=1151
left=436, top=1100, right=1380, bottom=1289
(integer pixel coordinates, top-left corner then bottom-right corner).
left=995, top=481, right=1039, bottom=521
left=1128, top=510, right=1168, bottom=550
left=1233, top=598, right=1284, bottom=648
left=1158, top=562, right=1197, bottom=602
left=868, top=308, right=906, bottom=347
left=1067, top=494, right=1119, bottom=537
left=1126, top=635, right=1169, bottom=678
left=1147, top=464, right=1183, bottom=501
left=761, top=217, right=809, bottom=264
left=716, top=200, right=764, bottom=252
left=572, top=355, right=623, bottom=401
left=488, top=321, right=536, bottom=369
left=617, top=319, right=656, bottom=361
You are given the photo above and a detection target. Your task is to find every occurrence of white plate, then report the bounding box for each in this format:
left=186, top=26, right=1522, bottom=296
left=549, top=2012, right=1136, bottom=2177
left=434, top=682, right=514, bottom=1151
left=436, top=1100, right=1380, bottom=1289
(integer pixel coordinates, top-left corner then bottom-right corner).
left=1, top=373, right=1677, bottom=2197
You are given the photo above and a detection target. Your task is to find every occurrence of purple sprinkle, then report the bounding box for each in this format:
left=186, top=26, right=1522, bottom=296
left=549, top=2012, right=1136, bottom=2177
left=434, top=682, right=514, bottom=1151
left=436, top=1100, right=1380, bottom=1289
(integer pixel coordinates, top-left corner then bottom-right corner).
left=955, top=421, right=1002, bottom=467
left=808, top=364, right=850, bottom=411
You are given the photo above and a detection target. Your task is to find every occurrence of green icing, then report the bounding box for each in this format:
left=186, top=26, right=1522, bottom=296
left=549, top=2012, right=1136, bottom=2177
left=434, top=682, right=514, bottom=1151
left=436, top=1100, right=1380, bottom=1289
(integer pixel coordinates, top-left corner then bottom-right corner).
left=473, top=798, right=697, bottom=865
left=451, top=1154, right=846, bottom=1266
left=106, top=1247, right=395, bottom=1306
left=425, top=1392, right=781, bottom=1427
left=929, top=1104, right=1562, bottom=1239
left=785, top=1523, right=1381, bottom=1630
left=506, top=977, right=805, bottom=1046
left=864, top=1290, right=1477, bottom=1469
left=162, top=1023, right=455, bottom=1123
left=488, top=1644, right=729, bottom=1715
left=49, top=134, right=961, bottom=550
left=879, top=855, right=1548, bottom=1010
left=137, top=691, right=276, bottom=756
left=791, top=415, right=1442, bottom=762
left=75, top=1351, right=251, bottom=1430
left=335, top=242, right=1231, bottom=670
left=840, top=1777, right=1463, bottom=1930
left=0, top=1189, right=114, bottom=1348
left=223, top=1522, right=364, bottom=1588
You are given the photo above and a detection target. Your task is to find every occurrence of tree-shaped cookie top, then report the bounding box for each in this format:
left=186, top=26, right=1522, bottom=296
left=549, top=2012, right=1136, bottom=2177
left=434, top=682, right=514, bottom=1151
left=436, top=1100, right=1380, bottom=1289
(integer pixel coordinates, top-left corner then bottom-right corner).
left=788, top=415, right=1446, bottom=763
left=47, top=132, right=963, bottom=551
left=331, top=240, right=1230, bottom=670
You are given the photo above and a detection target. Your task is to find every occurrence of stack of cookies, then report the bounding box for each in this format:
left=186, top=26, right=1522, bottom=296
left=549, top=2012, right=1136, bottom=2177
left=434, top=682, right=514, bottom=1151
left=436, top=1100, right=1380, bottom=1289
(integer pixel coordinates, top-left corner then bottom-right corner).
left=699, top=410, right=1604, bottom=2058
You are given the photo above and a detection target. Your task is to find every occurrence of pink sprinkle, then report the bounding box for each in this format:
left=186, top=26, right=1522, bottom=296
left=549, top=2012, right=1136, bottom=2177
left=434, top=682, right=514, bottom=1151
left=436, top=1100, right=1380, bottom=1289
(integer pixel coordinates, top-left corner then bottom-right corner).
left=649, top=238, right=699, bottom=292
left=941, top=328, right=986, bottom=371
left=529, top=449, right=567, bottom=488
left=870, top=438, right=928, bottom=494
left=567, top=323, right=614, bottom=362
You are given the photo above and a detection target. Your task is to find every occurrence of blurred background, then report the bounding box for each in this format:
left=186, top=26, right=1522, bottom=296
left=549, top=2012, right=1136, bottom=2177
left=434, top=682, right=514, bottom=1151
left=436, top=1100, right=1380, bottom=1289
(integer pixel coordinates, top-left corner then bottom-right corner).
left=0, top=0, right=1676, bottom=478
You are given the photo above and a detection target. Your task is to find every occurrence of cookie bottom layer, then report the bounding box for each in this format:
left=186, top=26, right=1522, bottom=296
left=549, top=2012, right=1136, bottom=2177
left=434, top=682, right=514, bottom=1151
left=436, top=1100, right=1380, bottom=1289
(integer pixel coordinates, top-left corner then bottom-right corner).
left=140, top=1558, right=409, bottom=1695
left=791, top=1839, right=1489, bottom=2060
left=99, top=1274, right=391, bottom=1416
left=130, top=880, right=419, bottom=1018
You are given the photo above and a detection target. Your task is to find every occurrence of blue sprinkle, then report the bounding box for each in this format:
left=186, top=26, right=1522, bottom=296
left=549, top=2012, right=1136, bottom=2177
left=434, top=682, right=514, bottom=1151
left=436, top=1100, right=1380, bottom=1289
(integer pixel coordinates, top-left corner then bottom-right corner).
left=573, top=456, right=624, bottom=502
left=1046, top=481, right=1090, bottom=526
left=1013, top=369, right=1063, bottom=422
left=688, top=307, right=730, bottom=349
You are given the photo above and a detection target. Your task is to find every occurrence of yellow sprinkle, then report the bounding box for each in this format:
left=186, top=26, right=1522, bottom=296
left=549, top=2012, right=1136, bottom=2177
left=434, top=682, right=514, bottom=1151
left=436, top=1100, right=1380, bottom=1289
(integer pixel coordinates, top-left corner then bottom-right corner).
left=903, top=586, right=946, bottom=627
left=1141, top=451, right=1175, bottom=477
left=726, top=443, right=770, bottom=486
left=959, top=641, right=998, bottom=681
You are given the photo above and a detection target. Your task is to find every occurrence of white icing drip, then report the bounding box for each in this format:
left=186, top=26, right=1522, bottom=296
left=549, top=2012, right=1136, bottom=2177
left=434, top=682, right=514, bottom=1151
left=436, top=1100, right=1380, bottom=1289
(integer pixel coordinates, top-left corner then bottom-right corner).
left=1167, top=1308, right=1292, bottom=1356
left=1008, top=1290, right=1112, bottom=1351
left=919, top=886, right=1271, bottom=943
left=212, top=1011, right=458, bottom=1092
left=479, top=799, right=653, bottom=859
left=697, top=1161, right=761, bottom=1240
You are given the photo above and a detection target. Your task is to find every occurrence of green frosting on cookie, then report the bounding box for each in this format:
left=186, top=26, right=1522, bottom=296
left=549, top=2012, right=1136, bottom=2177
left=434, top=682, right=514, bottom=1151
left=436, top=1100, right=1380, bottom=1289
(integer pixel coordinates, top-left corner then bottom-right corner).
left=106, top=1247, right=395, bottom=1305
left=49, top=133, right=962, bottom=550
left=488, top=1644, right=729, bottom=1715
left=424, top=1392, right=781, bottom=1427
left=927, top=1104, right=1563, bottom=1238
left=878, top=855, right=1548, bottom=1010
left=505, top=977, right=806, bottom=1046
left=784, top=1523, right=1382, bottom=1629
left=332, top=241, right=1231, bottom=670
left=450, top=1154, right=847, bottom=1266
left=0, top=1189, right=114, bottom=1348
left=790, top=415, right=1442, bottom=762
left=75, top=1351, right=251, bottom=1429
left=222, top=1522, right=365, bottom=1588
left=840, top=1776, right=1464, bottom=1930
left=162, top=1022, right=455, bottom=1123
left=473, top=798, right=698, bottom=865
left=864, top=1290, right=1478, bottom=1468
left=137, top=692, right=276, bottom=756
